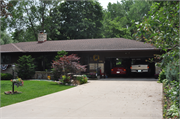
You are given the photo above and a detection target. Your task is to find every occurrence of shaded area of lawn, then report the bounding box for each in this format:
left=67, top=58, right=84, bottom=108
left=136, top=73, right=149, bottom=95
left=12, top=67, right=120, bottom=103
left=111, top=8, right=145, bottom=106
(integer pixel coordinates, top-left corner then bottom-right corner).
left=1, top=80, right=74, bottom=107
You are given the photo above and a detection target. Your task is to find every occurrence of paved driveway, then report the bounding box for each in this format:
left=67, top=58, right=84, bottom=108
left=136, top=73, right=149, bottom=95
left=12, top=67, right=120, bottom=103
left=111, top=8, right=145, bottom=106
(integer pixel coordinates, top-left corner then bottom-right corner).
left=0, top=78, right=162, bottom=119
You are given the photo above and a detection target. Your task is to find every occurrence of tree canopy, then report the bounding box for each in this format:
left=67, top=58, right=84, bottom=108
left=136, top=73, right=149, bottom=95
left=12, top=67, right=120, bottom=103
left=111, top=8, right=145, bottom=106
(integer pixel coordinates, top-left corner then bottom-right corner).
left=2, top=0, right=153, bottom=44
left=0, top=0, right=12, bottom=17
left=4, top=0, right=60, bottom=42
left=133, top=1, right=179, bottom=69
left=101, top=0, right=152, bottom=39
left=0, top=31, right=13, bottom=45
left=2, top=0, right=103, bottom=43
left=50, top=0, right=103, bottom=40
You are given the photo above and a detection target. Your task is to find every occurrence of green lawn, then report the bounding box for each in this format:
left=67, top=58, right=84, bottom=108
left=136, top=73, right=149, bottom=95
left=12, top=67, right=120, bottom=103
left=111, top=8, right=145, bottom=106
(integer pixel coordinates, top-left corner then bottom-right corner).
left=1, top=80, right=74, bottom=107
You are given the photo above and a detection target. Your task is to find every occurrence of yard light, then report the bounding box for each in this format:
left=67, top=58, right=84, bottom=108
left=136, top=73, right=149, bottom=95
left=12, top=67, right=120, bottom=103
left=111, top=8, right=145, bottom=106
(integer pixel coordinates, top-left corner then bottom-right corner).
left=12, top=64, right=15, bottom=79
left=12, top=64, right=16, bottom=93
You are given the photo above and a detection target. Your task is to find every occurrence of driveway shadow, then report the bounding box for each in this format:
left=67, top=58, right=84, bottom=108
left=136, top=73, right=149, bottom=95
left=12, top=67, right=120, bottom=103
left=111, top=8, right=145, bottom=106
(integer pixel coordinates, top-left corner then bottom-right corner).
left=97, top=78, right=158, bottom=81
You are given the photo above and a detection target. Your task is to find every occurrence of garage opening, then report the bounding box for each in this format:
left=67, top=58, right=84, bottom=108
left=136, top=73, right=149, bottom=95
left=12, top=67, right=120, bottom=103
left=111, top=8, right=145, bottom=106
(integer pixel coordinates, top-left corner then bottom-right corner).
left=104, top=57, right=155, bottom=78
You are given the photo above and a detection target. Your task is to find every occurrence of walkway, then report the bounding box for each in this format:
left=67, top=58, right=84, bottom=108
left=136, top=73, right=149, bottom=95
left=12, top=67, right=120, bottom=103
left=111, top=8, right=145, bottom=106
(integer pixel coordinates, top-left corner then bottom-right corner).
left=0, top=78, right=162, bottom=119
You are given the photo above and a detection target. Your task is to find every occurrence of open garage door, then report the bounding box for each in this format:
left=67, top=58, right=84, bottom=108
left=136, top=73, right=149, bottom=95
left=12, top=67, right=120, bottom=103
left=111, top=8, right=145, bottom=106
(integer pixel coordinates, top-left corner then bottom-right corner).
left=105, top=57, right=155, bottom=78
left=104, top=58, right=131, bottom=77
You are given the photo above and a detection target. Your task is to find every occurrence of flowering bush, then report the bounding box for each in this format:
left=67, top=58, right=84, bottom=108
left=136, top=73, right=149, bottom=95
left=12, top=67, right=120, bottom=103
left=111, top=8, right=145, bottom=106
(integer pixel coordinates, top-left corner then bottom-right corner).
left=47, top=75, right=51, bottom=80
left=167, top=104, right=179, bottom=117
left=80, top=75, right=88, bottom=84
left=11, top=77, right=24, bottom=87
left=89, top=72, right=96, bottom=78
left=76, top=75, right=88, bottom=84
left=52, top=54, right=86, bottom=74
left=52, top=54, right=86, bottom=82
left=60, top=75, right=71, bottom=84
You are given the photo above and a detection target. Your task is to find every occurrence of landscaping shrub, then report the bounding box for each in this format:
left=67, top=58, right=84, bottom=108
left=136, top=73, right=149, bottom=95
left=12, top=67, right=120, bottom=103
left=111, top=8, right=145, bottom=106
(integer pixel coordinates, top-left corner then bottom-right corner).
left=76, top=75, right=88, bottom=84
left=158, top=69, right=166, bottom=83
left=52, top=53, right=86, bottom=85
left=81, top=75, right=88, bottom=84
left=1, top=73, right=13, bottom=80
left=61, top=75, right=71, bottom=84
left=16, top=55, right=36, bottom=79
left=165, top=61, right=179, bottom=82
left=51, top=68, right=61, bottom=81
left=54, top=50, right=68, bottom=61
left=163, top=79, right=180, bottom=119
left=76, top=76, right=82, bottom=83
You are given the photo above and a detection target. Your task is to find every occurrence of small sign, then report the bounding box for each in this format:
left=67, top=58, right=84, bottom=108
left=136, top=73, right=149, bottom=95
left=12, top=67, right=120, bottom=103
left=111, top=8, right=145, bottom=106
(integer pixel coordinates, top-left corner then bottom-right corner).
left=138, top=70, right=141, bottom=72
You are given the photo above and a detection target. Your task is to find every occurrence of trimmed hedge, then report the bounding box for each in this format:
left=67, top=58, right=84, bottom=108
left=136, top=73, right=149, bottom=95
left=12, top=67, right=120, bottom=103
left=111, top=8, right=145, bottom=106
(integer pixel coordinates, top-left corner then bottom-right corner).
left=1, top=73, right=13, bottom=80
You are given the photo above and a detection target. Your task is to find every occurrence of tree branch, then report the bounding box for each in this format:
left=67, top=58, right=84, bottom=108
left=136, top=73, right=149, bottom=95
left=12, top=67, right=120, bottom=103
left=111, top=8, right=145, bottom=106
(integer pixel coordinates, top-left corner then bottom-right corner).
left=24, top=4, right=37, bottom=41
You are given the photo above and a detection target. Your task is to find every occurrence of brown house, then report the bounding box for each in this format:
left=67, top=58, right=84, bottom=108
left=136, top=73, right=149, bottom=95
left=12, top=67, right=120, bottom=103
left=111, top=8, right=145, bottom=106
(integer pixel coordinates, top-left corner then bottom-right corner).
left=1, top=37, right=162, bottom=78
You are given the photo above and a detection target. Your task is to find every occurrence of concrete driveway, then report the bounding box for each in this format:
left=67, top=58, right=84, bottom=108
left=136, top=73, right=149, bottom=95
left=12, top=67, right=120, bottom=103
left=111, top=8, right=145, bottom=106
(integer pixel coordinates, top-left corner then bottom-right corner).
left=0, top=78, right=162, bottom=119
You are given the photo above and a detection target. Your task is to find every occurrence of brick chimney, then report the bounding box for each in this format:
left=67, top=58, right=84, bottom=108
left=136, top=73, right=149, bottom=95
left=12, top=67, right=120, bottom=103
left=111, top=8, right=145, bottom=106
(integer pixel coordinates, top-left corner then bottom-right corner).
left=38, top=31, right=47, bottom=43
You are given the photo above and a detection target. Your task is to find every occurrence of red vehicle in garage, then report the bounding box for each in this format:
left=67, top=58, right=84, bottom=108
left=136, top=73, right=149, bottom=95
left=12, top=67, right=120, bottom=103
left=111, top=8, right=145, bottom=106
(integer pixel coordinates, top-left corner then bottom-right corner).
left=111, top=58, right=129, bottom=76
left=111, top=67, right=126, bottom=75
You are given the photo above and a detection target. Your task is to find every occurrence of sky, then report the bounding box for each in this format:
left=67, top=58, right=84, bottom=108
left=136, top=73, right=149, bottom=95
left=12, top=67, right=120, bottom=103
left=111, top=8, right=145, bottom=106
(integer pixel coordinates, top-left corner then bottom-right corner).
left=98, top=0, right=120, bottom=9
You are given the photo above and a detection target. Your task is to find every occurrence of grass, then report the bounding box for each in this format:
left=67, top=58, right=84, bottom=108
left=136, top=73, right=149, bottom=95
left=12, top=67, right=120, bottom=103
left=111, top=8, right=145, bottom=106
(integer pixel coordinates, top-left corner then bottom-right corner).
left=1, top=80, right=74, bottom=107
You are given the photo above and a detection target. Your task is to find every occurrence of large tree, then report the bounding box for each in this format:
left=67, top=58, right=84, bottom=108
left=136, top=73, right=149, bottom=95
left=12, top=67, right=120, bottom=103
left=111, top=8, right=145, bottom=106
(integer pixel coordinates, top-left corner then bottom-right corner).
left=133, top=1, right=179, bottom=68
left=50, top=0, right=103, bottom=40
left=0, top=0, right=12, bottom=17
left=1, top=0, right=13, bottom=32
left=4, top=0, right=103, bottom=42
left=5, top=0, right=60, bottom=42
left=101, top=0, right=152, bottom=39
left=134, top=2, right=179, bottom=118
left=0, top=31, right=13, bottom=45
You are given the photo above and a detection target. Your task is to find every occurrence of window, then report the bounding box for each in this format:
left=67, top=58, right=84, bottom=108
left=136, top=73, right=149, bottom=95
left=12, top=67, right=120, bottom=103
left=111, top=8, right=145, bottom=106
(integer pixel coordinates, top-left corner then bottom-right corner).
left=1, top=55, right=11, bottom=64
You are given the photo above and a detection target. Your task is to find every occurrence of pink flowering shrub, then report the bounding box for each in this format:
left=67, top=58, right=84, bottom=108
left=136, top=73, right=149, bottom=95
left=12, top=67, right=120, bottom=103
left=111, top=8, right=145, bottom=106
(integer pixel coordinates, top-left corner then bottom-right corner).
left=52, top=54, right=86, bottom=81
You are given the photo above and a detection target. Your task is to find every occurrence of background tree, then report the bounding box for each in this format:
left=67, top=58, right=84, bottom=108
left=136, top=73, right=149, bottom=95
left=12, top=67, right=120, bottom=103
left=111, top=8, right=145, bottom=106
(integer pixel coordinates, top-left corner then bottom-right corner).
left=0, top=0, right=12, bottom=17
left=133, top=2, right=179, bottom=118
left=16, top=55, right=36, bottom=79
left=0, top=31, right=14, bottom=45
left=101, top=0, right=152, bottom=39
left=50, top=0, right=103, bottom=40
left=133, top=1, right=179, bottom=69
left=1, top=0, right=13, bottom=39
left=5, top=0, right=60, bottom=42
left=54, top=50, right=68, bottom=61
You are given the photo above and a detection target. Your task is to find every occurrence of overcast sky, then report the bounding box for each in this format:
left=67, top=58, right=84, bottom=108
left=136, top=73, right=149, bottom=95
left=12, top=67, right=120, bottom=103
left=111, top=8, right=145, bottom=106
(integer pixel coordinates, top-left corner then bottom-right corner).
left=98, top=0, right=121, bottom=9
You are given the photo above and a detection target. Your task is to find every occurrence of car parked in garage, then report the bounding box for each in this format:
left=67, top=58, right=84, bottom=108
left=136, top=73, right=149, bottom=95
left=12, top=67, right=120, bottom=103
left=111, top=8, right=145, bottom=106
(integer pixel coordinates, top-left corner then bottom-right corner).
left=111, top=58, right=128, bottom=76
left=130, top=59, right=151, bottom=75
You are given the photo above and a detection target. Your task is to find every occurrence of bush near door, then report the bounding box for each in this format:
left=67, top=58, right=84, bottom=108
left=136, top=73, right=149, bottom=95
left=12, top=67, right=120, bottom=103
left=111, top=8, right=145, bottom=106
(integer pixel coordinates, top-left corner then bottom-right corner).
left=1, top=73, right=13, bottom=80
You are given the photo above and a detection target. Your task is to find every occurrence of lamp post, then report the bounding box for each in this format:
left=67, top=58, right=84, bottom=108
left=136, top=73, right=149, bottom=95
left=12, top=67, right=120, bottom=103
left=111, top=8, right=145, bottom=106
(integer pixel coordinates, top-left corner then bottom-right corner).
left=12, top=64, right=15, bottom=79
left=12, top=64, right=15, bottom=93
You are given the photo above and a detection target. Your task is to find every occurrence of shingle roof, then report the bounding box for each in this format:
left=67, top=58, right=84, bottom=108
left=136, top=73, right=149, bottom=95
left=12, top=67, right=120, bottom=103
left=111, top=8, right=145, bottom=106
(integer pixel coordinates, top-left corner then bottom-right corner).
left=1, top=38, right=157, bottom=53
